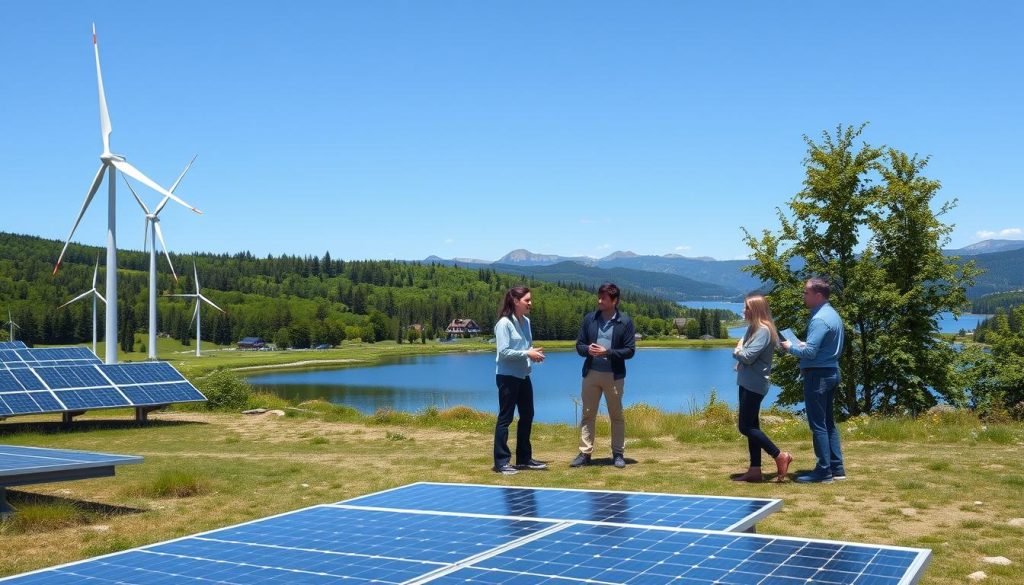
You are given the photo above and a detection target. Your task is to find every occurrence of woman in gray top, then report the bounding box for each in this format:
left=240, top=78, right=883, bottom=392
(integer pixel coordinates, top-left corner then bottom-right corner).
left=731, top=294, right=792, bottom=482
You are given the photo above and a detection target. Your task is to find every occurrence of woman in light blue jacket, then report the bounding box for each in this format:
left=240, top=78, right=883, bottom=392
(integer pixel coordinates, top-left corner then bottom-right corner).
left=731, top=294, right=791, bottom=482
left=493, top=286, right=546, bottom=475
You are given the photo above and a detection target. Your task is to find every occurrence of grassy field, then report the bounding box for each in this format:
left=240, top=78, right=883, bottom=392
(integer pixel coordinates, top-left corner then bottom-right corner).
left=1, top=402, right=1021, bottom=584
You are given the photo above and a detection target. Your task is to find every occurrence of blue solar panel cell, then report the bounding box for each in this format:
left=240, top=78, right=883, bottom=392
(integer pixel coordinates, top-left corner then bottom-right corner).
left=11, top=370, right=44, bottom=391
left=96, top=365, right=133, bottom=385
left=1, top=393, right=41, bottom=413
left=0, top=372, right=21, bottom=392
left=342, top=483, right=779, bottom=532
left=0, top=341, right=28, bottom=350
left=53, top=388, right=127, bottom=410
left=142, top=382, right=205, bottom=403
left=0, top=399, right=11, bottom=416
left=0, top=349, right=23, bottom=364
left=28, top=391, right=62, bottom=412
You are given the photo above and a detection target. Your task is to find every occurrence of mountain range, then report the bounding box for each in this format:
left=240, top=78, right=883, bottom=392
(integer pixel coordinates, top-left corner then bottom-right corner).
left=423, top=240, right=1024, bottom=302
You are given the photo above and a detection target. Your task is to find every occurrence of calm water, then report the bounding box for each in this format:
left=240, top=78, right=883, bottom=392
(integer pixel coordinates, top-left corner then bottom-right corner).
left=678, top=301, right=988, bottom=334
left=248, top=349, right=780, bottom=424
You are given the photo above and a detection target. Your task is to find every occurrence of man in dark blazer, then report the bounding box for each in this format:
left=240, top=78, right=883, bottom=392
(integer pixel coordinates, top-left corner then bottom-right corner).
left=571, top=282, right=636, bottom=469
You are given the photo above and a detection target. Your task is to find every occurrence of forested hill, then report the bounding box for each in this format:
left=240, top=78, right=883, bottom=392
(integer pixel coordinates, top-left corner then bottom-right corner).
left=0, top=232, right=732, bottom=347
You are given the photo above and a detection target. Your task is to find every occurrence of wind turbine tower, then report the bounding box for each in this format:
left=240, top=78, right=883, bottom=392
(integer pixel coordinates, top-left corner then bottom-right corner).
left=5, top=310, right=21, bottom=342
left=54, top=25, right=202, bottom=365
left=123, top=156, right=197, bottom=360
left=166, top=263, right=224, bottom=357
left=58, top=256, right=107, bottom=355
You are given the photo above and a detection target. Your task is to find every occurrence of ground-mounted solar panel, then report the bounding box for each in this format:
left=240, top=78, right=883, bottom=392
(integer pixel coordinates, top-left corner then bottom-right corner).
left=0, top=341, right=27, bottom=350
left=0, top=484, right=931, bottom=585
left=341, top=482, right=781, bottom=532
left=434, top=523, right=931, bottom=585
left=0, top=346, right=205, bottom=421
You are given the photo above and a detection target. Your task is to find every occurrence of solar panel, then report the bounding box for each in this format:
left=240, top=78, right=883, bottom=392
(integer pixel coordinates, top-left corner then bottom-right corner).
left=344, top=482, right=780, bottom=532
left=0, top=445, right=142, bottom=476
left=0, top=348, right=205, bottom=419
left=0, top=341, right=27, bottom=350
left=0, top=486, right=931, bottom=585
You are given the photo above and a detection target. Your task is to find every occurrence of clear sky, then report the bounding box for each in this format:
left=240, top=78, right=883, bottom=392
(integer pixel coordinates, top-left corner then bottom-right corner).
left=2, top=1, right=1021, bottom=263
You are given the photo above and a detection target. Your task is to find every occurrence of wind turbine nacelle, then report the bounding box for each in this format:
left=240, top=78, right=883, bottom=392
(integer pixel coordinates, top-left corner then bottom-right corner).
left=100, top=152, right=126, bottom=163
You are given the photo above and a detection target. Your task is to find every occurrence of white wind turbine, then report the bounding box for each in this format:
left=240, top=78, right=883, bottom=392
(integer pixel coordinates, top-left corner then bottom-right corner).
left=58, top=256, right=107, bottom=356
left=123, top=155, right=197, bottom=360
left=53, top=24, right=202, bottom=365
left=166, top=263, right=224, bottom=357
left=5, top=310, right=21, bottom=342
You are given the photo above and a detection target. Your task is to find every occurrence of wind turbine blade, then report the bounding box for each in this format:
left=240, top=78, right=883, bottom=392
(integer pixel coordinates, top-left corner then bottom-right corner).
left=193, top=262, right=200, bottom=294
left=59, top=289, right=95, bottom=309
left=111, top=159, right=202, bottom=214
left=54, top=164, right=107, bottom=274
left=93, top=24, right=112, bottom=154
left=153, top=221, right=178, bottom=281
left=161, top=154, right=198, bottom=210
left=122, top=174, right=151, bottom=214
left=190, top=302, right=199, bottom=327
left=198, top=294, right=225, bottom=313
left=92, top=255, right=100, bottom=288
left=163, top=293, right=197, bottom=298
left=96, top=291, right=107, bottom=305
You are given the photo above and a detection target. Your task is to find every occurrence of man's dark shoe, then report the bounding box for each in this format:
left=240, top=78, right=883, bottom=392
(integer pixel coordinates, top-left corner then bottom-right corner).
left=570, top=453, right=591, bottom=467
left=613, top=453, right=626, bottom=469
left=795, top=473, right=833, bottom=484
left=517, top=459, right=548, bottom=470
left=494, top=464, right=518, bottom=475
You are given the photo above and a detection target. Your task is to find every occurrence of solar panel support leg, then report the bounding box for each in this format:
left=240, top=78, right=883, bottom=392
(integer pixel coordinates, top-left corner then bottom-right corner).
left=0, top=487, right=13, bottom=518
left=135, top=406, right=161, bottom=423
left=61, top=411, right=85, bottom=425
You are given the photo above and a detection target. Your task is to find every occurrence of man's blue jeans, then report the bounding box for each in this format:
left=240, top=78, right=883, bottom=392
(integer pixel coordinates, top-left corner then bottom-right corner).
left=803, top=368, right=845, bottom=478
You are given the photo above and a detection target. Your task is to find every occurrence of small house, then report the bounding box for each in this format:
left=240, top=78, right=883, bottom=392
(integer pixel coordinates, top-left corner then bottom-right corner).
left=238, top=337, right=266, bottom=350
left=445, top=319, right=482, bottom=337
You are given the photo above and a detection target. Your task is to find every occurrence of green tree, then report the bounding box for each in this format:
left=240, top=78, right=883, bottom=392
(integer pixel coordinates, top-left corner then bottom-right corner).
left=743, top=124, right=978, bottom=416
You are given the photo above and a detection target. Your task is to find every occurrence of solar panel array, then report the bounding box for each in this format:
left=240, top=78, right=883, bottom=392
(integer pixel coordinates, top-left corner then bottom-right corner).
left=0, top=347, right=205, bottom=418
left=0, top=482, right=931, bottom=584
left=0, top=341, right=28, bottom=350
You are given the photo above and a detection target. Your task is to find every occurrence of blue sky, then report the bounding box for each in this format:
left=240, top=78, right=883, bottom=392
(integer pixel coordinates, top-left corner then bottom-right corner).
left=2, top=1, right=1021, bottom=263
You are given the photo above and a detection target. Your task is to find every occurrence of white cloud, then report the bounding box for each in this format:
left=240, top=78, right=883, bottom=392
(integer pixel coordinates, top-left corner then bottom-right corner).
left=976, top=228, right=1022, bottom=239
left=674, top=245, right=692, bottom=252
left=443, top=238, right=454, bottom=244
left=596, top=244, right=611, bottom=250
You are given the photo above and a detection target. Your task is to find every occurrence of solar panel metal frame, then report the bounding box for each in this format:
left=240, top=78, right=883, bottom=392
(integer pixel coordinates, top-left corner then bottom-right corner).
left=0, top=483, right=932, bottom=585
left=342, top=481, right=783, bottom=533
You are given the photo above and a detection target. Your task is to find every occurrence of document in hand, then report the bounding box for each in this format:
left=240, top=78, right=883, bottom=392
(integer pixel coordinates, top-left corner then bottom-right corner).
left=780, top=328, right=801, bottom=347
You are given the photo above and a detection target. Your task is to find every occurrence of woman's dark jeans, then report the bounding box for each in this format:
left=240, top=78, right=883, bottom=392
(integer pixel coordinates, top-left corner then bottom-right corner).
left=494, top=374, right=534, bottom=467
left=738, top=386, right=780, bottom=467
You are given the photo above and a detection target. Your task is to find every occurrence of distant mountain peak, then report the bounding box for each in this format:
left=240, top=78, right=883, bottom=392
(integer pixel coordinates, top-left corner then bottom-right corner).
left=600, top=250, right=637, bottom=261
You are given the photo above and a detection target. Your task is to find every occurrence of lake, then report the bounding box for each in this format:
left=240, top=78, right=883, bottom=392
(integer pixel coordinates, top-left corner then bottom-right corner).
left=678, top=301, right=989, bottom=334
left=248, top=348, right=781, bottom=424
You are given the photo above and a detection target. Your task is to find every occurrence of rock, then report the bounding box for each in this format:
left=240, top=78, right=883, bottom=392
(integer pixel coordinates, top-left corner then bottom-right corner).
left=927, top=404, right=957, bottom=415
left=265, top=409, right=286, bottom=417
left=242, top=408, right=267, bottom=415
left=974, top=501, right=984, bottom=506
left=1008, top=518, right=1024, bottom=527
left=967, top=571, right=987, bottom=581
left=900, top=508, right=917, bottom=517
left=982, top=557, right=1011, bottom=566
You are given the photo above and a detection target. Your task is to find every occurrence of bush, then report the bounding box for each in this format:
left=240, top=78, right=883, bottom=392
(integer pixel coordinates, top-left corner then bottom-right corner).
left=198, top=370, right=253, bottom=411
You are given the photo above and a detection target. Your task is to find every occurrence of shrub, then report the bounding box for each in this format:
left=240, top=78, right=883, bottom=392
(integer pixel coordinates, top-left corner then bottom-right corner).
left=198, top=370, right=253, bottom=411
left=139, top=469, right=211, bottom=498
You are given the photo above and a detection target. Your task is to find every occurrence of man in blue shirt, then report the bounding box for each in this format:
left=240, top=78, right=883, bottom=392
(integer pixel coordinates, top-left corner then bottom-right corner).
left=781, top=277, right=846, bottom=483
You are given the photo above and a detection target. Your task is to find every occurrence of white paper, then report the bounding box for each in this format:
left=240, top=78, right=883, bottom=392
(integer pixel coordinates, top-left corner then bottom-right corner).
left=780, top=328, right=801, bottom=346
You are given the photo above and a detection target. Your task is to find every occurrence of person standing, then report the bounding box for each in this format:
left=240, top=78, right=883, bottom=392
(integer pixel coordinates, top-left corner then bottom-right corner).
left=780, top=277, right=846, bottom=483
left=731, top=293, right=792, bottom=483
left=493, top=285, right=547, bottom=475
left=571, top=283, right=636, bottom=469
